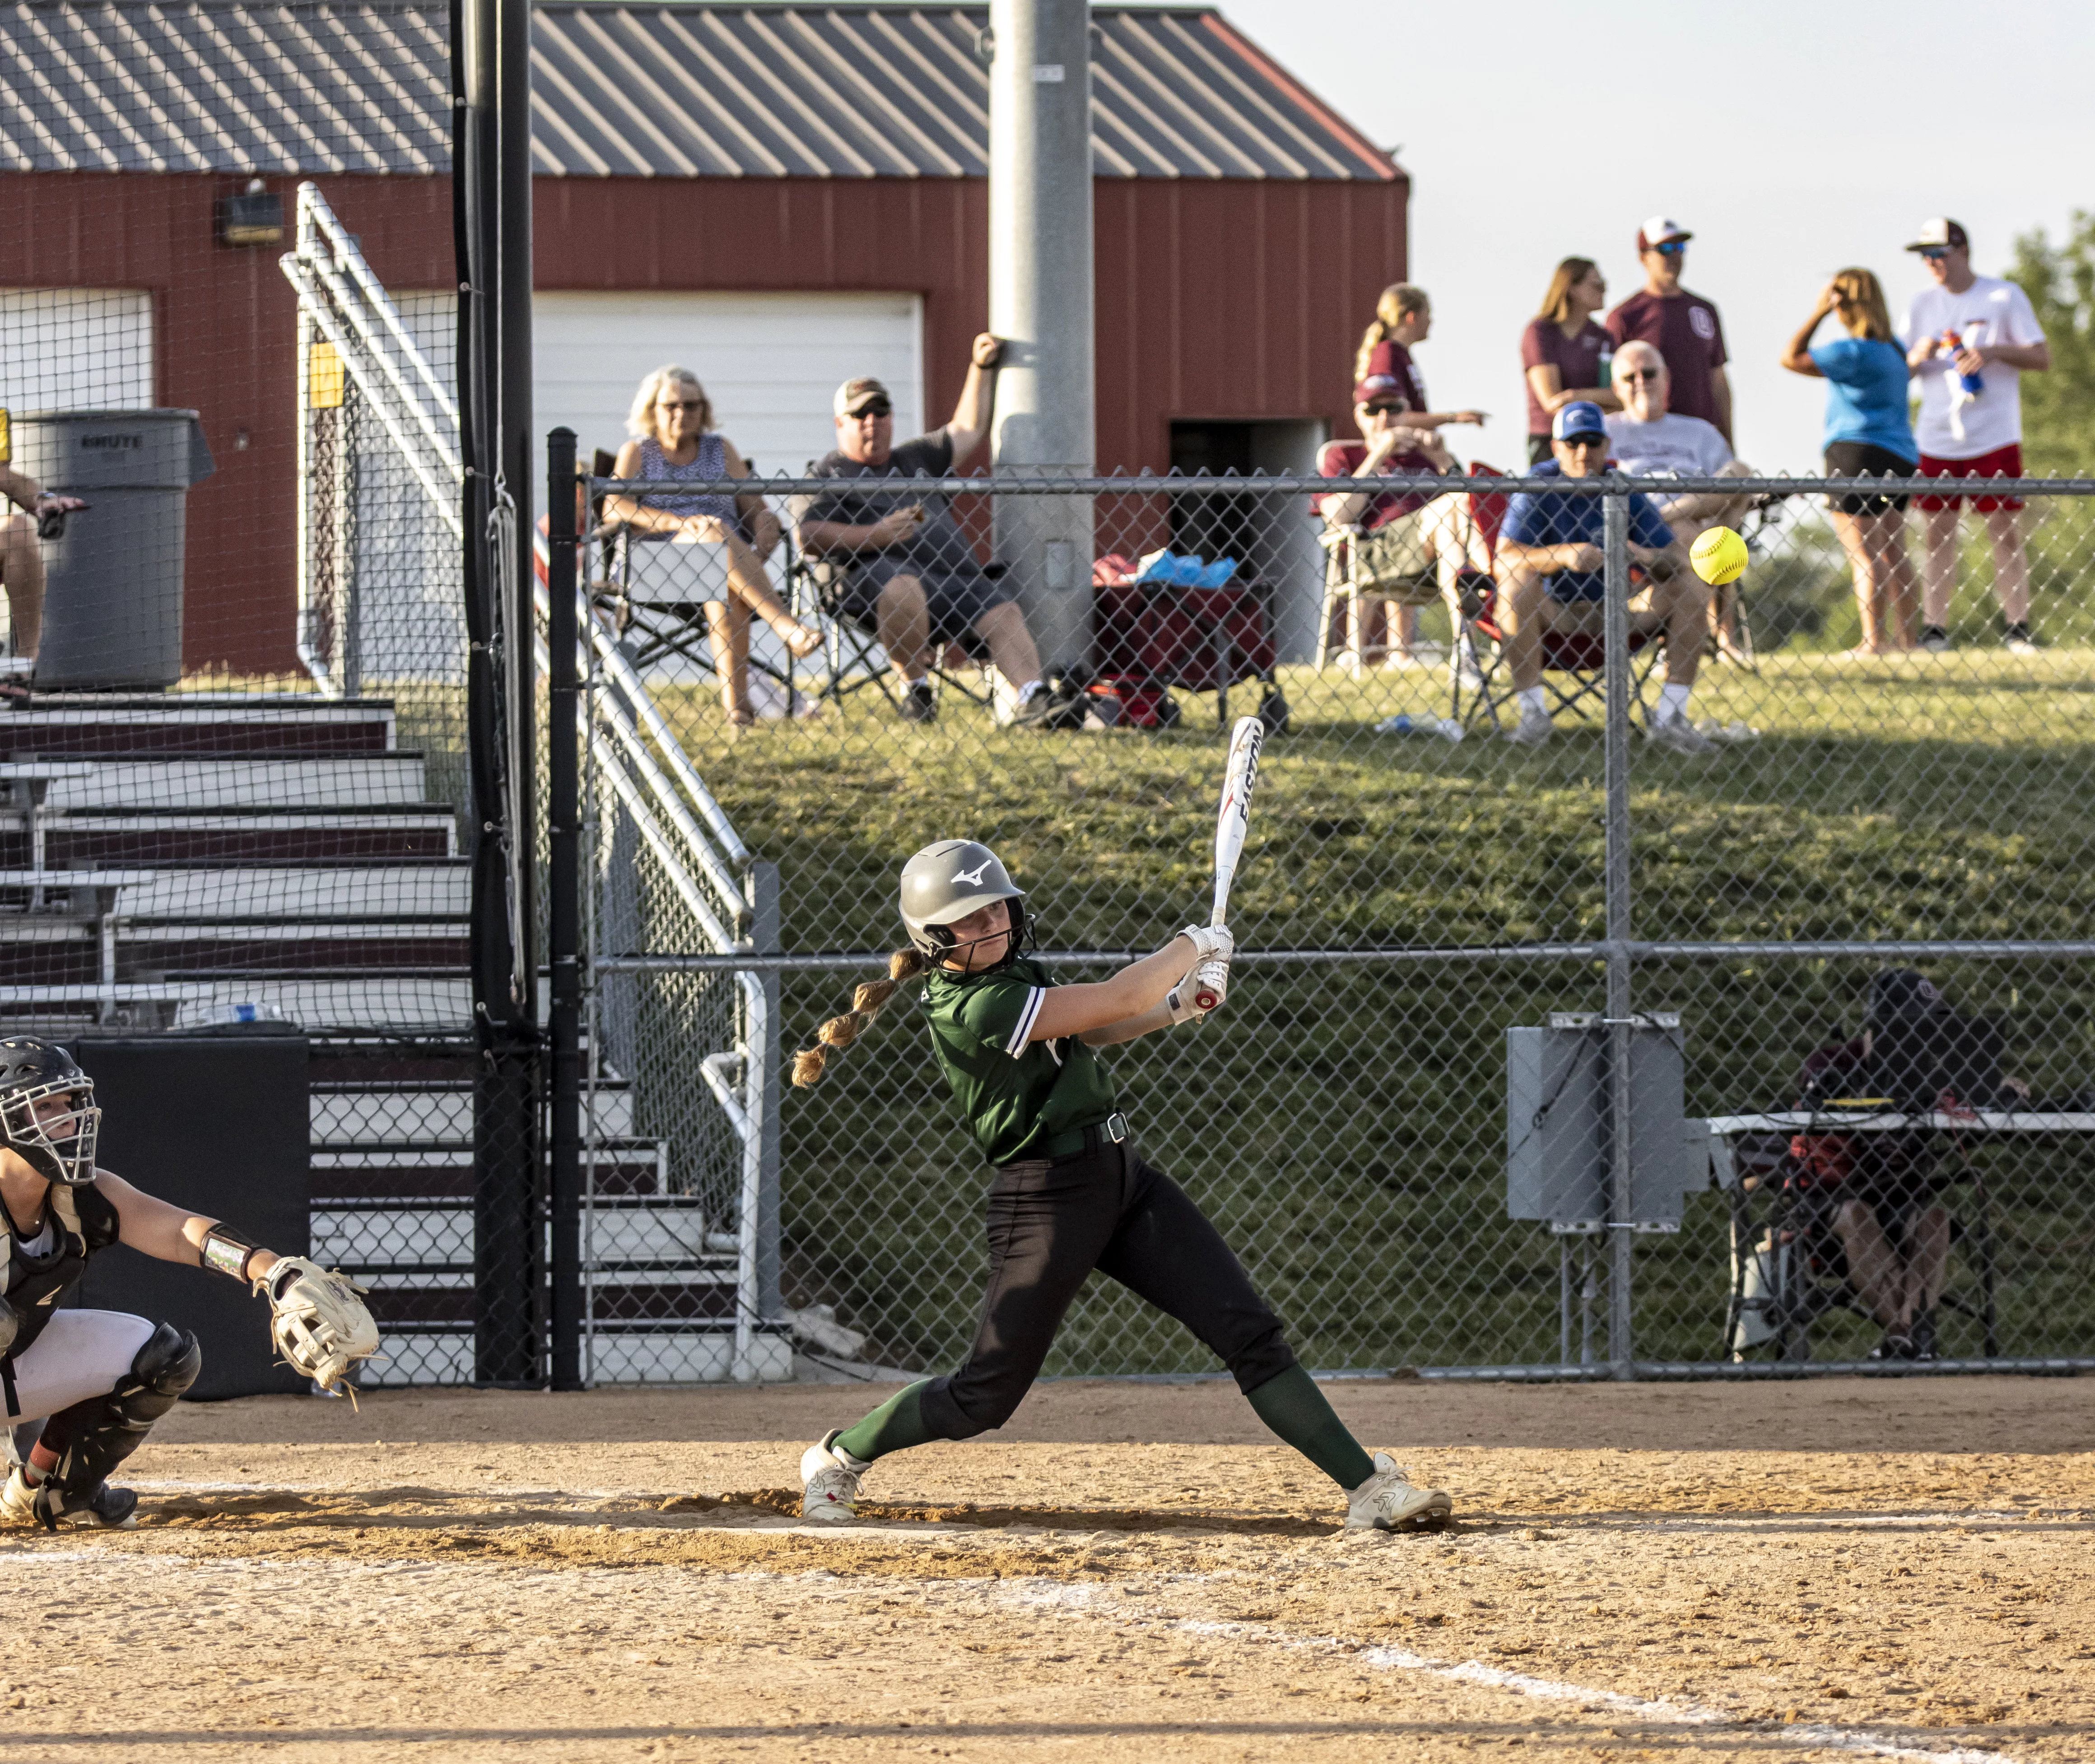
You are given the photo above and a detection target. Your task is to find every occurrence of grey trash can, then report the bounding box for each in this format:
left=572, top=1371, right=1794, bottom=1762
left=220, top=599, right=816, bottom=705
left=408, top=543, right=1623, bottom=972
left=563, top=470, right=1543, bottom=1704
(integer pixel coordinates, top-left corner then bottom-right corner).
left=13, top=409, right=215, bottom=691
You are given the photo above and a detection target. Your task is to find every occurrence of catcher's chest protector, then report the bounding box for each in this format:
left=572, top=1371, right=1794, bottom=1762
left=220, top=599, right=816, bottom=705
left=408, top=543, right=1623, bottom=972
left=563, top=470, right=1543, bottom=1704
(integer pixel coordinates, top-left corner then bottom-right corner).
left=0, top=1183, right=120, bottom=1358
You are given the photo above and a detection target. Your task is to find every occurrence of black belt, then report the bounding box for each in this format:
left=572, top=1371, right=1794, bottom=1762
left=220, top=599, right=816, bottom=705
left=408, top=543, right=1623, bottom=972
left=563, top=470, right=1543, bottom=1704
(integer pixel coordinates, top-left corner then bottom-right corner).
left=1039, top=1112, right=1130, bottom=1164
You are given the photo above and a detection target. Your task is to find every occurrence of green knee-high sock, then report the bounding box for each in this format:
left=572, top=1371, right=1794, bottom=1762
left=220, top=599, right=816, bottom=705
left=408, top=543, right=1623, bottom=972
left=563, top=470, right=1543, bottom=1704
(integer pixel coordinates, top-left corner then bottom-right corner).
left=1244, top=1364, right=1376, bottom=1491
left=833, top=1380, right=934, bottom=1464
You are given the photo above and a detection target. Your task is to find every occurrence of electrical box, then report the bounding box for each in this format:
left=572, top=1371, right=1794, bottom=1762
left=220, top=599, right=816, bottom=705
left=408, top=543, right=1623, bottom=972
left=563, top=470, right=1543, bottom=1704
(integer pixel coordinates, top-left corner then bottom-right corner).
left=1506, top=1014, right=1704, bottom=1233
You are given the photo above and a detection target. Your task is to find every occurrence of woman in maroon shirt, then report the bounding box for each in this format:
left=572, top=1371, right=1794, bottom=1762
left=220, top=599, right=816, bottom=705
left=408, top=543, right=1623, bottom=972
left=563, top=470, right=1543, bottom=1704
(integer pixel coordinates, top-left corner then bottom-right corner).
left=1520, top=259, right=1620, bottom=465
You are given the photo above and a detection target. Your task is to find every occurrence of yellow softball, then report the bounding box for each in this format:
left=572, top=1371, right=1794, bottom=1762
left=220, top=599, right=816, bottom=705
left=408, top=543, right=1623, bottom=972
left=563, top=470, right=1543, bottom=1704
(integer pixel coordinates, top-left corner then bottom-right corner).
left=1690, top=525, right=1749, bottom=586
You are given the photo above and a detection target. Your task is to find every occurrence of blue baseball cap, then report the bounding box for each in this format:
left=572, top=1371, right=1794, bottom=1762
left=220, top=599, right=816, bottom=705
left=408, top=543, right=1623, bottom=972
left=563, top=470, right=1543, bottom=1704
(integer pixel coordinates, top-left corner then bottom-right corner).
left=1552, top=400, right=1609, bottom=443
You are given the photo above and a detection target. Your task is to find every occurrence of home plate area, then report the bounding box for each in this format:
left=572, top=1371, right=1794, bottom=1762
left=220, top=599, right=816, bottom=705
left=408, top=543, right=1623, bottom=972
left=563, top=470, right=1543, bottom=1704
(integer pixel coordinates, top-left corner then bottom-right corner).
left=5, top=1379, right=2089, bottom=1764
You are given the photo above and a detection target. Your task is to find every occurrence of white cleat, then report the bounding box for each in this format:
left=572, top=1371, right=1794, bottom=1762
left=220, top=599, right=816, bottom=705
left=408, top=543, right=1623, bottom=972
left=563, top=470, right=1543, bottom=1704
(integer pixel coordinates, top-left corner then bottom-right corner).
left=1644, top=712, right=1714, bottom=755
left=799, top=1429, right=866, bottom=1524
left=1502, top=706, right=1554, bottom=746
left=0, top=1467, right=36, bottom=1527
left=1346, top=1451, right=1452, bottom=1531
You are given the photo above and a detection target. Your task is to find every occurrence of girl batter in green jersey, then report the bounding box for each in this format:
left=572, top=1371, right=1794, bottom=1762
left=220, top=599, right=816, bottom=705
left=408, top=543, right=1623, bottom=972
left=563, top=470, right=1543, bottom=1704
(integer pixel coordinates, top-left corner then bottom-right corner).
left=791, top=839, right=1451, bottom=1532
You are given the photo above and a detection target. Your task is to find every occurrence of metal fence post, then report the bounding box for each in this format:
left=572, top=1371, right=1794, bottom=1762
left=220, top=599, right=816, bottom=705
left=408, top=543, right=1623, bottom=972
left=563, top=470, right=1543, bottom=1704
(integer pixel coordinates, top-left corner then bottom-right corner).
left=751, top=861, right=783, bottom=1327
left=1602, top=481, right=1635, bottom=1378
left=547, top=427, right=583, bottom=1391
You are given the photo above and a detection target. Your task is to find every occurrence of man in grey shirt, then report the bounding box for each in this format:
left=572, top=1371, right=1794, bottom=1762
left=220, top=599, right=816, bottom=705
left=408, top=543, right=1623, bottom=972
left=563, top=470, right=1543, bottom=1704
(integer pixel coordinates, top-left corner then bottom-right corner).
left=797, top=334, right=1052, bottom=726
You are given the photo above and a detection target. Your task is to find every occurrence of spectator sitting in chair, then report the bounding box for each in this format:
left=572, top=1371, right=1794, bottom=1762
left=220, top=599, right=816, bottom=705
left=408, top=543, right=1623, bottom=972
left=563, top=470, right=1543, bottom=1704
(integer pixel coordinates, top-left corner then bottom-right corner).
left=604, top=367, right=824, bottom=728
left=1314, top=386, right=1494, bottom=671
left=796, top=334, right=1055, bottom=728
left=1795, top=969, right=2025, bottom=1361
left=0, top=461, right=88, bottom=669
left=1494, top=402, right=1710, bottom=753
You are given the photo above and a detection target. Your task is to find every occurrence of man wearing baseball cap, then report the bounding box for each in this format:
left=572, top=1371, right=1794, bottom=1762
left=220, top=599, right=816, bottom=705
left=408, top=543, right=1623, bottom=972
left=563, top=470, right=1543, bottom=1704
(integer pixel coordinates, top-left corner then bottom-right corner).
left=1897, top=218, right=2052, bottom=655
left=1605, top=216, right=1732, bottom=444
left=797, top=334, right=1057, bottom=726
left=1492, top=401, right=1710, bottom=752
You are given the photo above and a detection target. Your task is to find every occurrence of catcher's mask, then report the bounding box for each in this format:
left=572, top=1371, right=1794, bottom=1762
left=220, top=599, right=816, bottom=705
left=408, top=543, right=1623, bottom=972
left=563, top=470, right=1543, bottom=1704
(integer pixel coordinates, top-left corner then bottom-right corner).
left=0, top=1036, right=100, bottom=1187
left=899, top=840, right=1033, bottom=970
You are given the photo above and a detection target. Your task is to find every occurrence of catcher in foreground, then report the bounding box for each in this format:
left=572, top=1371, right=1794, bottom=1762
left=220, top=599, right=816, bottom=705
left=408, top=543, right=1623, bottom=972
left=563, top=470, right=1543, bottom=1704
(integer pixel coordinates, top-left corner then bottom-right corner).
left=0, top=1035, right=379, bottom=1529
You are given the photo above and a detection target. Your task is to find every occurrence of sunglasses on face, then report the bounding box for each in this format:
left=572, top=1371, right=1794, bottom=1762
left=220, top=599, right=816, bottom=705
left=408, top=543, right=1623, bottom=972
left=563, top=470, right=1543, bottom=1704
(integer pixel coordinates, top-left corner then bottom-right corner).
left=850, top=402, right=893, bottom=421
left=1653, top=240, right=1687, bottom=257
left=1619, top=369, right=1662, bottom=383
left=1918, top=247, right=1951, bottom=262
left=1561, top=435, right=1609, bottom=451
left=656, top=399, right=704, bottom=413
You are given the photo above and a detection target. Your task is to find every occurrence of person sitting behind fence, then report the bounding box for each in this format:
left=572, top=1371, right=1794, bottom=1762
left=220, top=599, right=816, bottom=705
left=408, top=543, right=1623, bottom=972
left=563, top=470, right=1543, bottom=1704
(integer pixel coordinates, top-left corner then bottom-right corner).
left=1494, top=401, right=1709, bottom=753
left=603, top=366, right=823, bottom=728
left=1602, top=342, right=1757, bottom=541
left=794, top=334, right=1056, bottom=729
left=1792, top=969, right=2022, bottom=1362
left=1314, top=384, right=1493, bottom=670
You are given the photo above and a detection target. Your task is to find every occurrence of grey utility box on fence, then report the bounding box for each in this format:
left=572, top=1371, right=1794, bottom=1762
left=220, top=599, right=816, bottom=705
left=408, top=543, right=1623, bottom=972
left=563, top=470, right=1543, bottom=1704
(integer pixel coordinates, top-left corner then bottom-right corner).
left=1506, top=1014, right=1706, bottom=1232
left=13, top=409, right=215, bottom=690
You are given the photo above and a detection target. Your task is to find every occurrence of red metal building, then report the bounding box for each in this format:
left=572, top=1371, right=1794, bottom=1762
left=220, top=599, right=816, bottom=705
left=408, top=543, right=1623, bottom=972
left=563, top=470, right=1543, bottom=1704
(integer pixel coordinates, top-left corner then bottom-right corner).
left=1, top=1, right=1405, bottom=674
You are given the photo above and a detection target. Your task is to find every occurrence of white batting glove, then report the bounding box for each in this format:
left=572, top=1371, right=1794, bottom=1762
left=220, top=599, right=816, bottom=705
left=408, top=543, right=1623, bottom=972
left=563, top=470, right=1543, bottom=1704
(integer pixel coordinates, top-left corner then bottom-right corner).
left=1165, top=954, right=1229, bottom=1025
left=1178, top=924, right=1235, bottom=963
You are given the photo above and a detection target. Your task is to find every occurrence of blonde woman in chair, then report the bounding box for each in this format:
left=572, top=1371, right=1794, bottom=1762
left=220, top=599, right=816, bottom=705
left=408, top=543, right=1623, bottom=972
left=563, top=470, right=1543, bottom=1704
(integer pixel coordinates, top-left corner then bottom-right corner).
left=605, top=367, right=822, bottom=726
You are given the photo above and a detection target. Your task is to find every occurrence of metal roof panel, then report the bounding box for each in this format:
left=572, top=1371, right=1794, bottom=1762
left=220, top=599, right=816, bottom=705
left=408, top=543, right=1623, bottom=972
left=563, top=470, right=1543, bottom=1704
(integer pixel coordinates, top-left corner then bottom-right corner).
left=0, top=0, right=1399, bottom=181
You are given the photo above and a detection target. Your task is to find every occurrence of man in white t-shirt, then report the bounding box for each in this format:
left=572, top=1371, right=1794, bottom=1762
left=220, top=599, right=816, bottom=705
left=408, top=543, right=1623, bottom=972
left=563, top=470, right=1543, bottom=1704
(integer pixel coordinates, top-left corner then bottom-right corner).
left=1605, top=342, right=1756, bottom=654
left=1897, top=218, right=2051, bottom=653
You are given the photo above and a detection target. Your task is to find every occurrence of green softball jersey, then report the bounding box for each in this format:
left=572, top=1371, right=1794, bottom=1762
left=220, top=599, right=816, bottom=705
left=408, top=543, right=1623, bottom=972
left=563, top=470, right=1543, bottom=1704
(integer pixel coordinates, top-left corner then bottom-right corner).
left=920, top=956, right=1118, bottom=1166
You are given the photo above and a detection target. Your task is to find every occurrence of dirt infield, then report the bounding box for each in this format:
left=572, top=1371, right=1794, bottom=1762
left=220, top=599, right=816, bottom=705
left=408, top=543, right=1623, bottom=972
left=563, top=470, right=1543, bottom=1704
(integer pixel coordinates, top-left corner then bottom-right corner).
left=5, top=1376, right=2090, bottom=1762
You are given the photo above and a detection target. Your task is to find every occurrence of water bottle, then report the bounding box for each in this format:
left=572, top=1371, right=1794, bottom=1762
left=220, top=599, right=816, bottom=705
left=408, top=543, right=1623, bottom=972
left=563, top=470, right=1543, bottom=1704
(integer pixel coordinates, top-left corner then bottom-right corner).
left=1596, top=344, right=1614, bottom=397
left=1943, top=328, right=1983, bottom=396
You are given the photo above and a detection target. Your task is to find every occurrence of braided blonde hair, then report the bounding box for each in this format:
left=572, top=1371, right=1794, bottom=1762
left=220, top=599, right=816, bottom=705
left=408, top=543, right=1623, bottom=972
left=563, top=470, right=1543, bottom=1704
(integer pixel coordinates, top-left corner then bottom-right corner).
left=790, top=948, right=933, bottom=1088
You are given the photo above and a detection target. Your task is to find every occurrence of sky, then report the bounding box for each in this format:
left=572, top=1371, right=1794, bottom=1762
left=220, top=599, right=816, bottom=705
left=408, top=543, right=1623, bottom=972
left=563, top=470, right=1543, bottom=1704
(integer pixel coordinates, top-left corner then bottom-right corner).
left=1223, top=0, right=2095, bottom=473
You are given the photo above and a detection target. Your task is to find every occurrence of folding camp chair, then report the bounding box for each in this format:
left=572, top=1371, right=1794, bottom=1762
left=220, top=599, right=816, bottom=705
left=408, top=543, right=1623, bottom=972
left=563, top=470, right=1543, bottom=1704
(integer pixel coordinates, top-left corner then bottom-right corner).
left=586, top=450, right=813, bottom=716
left=1720, top=1129, right=1997, bottom=1363
left=783, top=541, right=1006, bottom=719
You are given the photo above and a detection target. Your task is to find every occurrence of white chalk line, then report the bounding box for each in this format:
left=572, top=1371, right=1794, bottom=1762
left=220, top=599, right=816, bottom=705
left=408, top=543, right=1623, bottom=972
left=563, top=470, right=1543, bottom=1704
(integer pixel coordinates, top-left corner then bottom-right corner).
left=0, top=1553, right=2033, bottom=1764
left=990, top=1578, right=2025, bottom=1764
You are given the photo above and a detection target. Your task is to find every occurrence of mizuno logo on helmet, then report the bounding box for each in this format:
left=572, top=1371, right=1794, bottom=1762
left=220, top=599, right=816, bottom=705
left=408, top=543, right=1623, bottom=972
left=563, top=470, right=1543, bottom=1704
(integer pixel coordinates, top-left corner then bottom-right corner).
left=950, top=861, right=994, bottom=886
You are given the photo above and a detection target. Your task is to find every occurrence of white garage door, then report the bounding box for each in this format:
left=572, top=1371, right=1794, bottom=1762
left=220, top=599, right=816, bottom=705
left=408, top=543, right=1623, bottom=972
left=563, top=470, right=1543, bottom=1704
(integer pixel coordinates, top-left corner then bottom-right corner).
left=533, top=291, right=924, bottom=477
left=0, top=289, right=154, bottom=412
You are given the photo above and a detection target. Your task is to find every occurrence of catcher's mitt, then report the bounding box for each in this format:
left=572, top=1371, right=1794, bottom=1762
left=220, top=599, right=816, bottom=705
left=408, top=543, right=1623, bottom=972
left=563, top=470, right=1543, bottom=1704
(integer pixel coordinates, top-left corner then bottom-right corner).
left=256, top=1257, right=380, bottom=1398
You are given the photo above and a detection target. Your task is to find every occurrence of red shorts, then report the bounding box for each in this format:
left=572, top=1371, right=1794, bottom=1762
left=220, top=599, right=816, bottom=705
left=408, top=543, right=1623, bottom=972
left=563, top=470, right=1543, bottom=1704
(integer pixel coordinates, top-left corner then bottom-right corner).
left=1916, top=442, right=2024, bottom=512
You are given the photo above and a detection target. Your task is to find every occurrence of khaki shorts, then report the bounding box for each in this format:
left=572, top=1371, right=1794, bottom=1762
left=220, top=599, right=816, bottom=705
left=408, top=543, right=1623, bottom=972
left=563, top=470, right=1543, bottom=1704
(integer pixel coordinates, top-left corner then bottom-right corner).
left=1353, top=509, right=1437, bottom=599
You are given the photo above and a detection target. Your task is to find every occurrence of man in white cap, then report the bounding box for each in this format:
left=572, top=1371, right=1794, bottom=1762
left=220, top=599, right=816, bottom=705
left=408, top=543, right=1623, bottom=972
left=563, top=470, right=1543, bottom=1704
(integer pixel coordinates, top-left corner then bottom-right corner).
left=1897, top=218, right=2051, bottom=655
left=1605, top=216, right=1732, bottom=446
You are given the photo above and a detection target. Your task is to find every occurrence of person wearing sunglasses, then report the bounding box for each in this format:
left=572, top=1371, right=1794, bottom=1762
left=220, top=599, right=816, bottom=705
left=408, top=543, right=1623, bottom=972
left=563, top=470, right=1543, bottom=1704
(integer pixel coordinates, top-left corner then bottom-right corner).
left=605, top=367, right=823, bottom=727
left=1494, top=402, right=1710, bottom=753
left=797, top=334, right=1055, bottom=727
left=1605, top=216, right=1733, bottom=447
left=1897, top=219, right=2051, bottom=656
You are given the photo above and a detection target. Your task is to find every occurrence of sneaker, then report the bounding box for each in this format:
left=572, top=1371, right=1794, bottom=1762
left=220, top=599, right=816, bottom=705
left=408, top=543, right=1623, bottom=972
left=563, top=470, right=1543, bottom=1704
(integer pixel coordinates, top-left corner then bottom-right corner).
left=1919, top=626, right=1951, bottom=654
left=1646, top=711, right=1714, bottom=754
left=2004, top=623, right=2037, bottom=656
left=1910, top=1311, right=1939, bottom=1363
left=0, top=1467, right=34, bottom=1527
left=1867, top=1333, right=1917, bottom=1362
left=1345, top=1452, right=1452, bottom=1531
left=1502, top=706, right=1553, bottom=746
left=898, top=681, right=937, bottom=725
left=12, top=1475, right=138, bottom=1530
left=1007, top=684, right=1069, bottom=730
left=800, top=1430, right=866, bottom=1524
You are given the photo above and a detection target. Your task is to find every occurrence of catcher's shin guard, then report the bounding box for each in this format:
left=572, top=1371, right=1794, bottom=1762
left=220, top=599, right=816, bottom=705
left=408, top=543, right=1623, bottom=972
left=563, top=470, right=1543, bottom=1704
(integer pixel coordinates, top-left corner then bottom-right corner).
left=37, top=1321, right=201, bottom=1503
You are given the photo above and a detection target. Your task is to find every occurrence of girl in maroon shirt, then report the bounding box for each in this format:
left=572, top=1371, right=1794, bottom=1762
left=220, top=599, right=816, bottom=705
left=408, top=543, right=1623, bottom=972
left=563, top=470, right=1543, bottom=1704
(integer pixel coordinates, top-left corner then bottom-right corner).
left=1521, top=258, right=1620, bottom=465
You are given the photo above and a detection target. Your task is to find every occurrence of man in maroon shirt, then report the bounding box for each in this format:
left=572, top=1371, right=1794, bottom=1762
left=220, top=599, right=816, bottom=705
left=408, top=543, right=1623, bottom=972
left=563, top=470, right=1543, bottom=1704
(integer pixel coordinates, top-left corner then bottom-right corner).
left=1606, top=216, right=1732, bottom=444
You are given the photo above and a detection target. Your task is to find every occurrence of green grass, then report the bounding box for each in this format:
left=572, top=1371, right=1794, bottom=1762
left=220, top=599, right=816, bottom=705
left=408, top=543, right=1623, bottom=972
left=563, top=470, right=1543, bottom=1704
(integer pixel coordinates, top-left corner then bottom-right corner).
left=622, top=644, right=2095, bottom=1373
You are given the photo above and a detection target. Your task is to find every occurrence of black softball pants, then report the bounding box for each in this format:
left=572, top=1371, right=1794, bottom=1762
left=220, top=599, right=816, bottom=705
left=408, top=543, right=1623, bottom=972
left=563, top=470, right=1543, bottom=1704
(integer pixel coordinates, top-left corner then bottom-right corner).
left=915, top=1134, right=1298, bottom=1442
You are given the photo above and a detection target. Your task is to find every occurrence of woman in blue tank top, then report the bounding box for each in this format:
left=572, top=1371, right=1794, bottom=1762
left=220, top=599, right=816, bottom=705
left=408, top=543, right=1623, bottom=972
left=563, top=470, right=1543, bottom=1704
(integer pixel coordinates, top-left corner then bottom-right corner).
left=606, top=367, right=821, bottom=724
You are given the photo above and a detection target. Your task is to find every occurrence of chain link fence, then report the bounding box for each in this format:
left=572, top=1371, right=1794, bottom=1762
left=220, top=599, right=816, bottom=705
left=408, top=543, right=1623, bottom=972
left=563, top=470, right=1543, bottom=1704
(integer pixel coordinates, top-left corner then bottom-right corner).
left=577, top=463, right=2095, bottom=1380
